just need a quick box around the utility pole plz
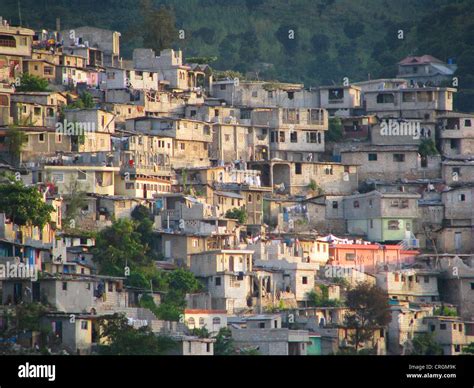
[18,0,22,26]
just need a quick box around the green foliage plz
[63,180,88,230]
[418,138,439,157]
[307,285,341,307]
[5,128,27,160]
[15,73,49,92]
[66,92,95,109]
[463,342,474,354]
[409,333,443,355]
[433,306,457,316]
[4,1,474,110]
[307,179,323,195]
[97,314,177,355]
[186,56,217,64]
[190,326,210,338]
[93,218,150,271]
[214,327,235,355]
[14,303,49,332]
[344,282,391,351]
[140,0,177,53]
[0,179,54,227]
[225,207,247,224]
[327,117,343,142]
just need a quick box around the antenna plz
[17,0,22,26]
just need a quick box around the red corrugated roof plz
[398,55,444,65]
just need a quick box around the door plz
[455,232,462,253]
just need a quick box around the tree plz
[5,128,27,162]
[97,314,177,355]
[275,25,299,55]
[0,180,54,227]
[92,218,150,273]
[327,117,343,142]
[225,208,247,224]
[140,1,177,53]
[418,138,439,157]
[63,180,88,230]
[214,327,235,355]
[66,92,95,109]
[344,282,391,351]
[311,33,330,54]
[463,342,474,354]
[409,333,443,355]
[15,73,49,92]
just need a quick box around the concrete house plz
[11,91,66,128]
[229,314,310,355]
[211,80,318,109]
[249,160,358,196]
[439,185,474,254]
[387,302,433,355]
[343,190,421,243]
[424,316,474,355]
[183,309,227,334]
[376,268,439,303]
[60,26,121,67]
[0,19,35,84]
[318,84,362,116]
[340,145,441,182]
[251,107,328,162]
[397,55,457,86]
[189,249,254,313]
[437,255,474,320]
[437,112,474,157]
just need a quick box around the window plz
[252,91,258,98]
[199,317,205,327]
[388,220,400,230]
[279,131,285,143]
[402,92,416,102]
[290,131,298,143]
[376,93,395,104]
[81,321,88,330]
[39,133,45,142]
[459,194,466,202]
[306,132,318,143]
[440,323,447,330]
[370,219,374,228]
[213,317,221,325]
[332,201,338,209]
[328,88,344,100]
[393,154,405,162]
[302,276,308,284]
[77,171,87,180]
[353,200,359,208]
[465,119,472,127]
[345,253,356,261]
[295,163,302,175]
[215,277,221,286]
[62,282,68,291]
[394,273,400,282]
[206,343,211,352]
[188,318,195,329]
[0,35,16,48]
[270,131,276,143]
[471,283,474,290]
[368,153,377,161]
[424,276,430,283]
[108,282,113,292]
[259,322,265,328]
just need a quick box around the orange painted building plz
[328,244,418,274]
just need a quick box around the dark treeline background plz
[2,0,474,110]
